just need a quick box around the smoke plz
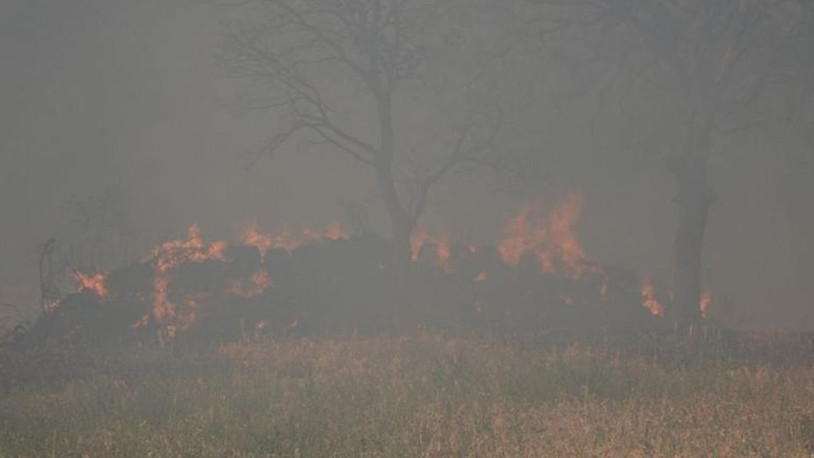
[1,0,812,329]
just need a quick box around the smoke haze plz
[1,0,812,328]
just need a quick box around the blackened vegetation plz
[2,235,813,391]
[13,235,659,341]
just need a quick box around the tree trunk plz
[375,166,415,328]
[669,151,714,332]
[376,167,414,269]
[374,90,415,329]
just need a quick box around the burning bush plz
[7,196,696,354]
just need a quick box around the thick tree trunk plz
[669,152,714,332]
[375,166,415,328]
[376,168,414,269]
[374,90,415,329]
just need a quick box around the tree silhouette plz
[521,0,812,331]
[219,0,502,298]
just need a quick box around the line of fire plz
[19,193,712,346]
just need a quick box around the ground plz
[2,334,814,457]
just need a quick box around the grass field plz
[3,334,814,457]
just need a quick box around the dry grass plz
[3,334,814,457]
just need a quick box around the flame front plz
[497,194,608,295]
[74,270,108,299]
[228,270,272,298]
[241,220,273,261]
[410,228,451,266]
[106,196,680,338]
[241,220,348,256]
[641,280,664,317]
[142,224,228,336]
[699,290,711,318]
[498,194,590,277]
[44,298,61,313]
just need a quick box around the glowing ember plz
[73,270,108,299]
[700,290,712,318]
[228,270,272,298]
[323,221,347,241]
[241,220,348,256]
[241,220,273,261]
[641,280,664,317]
[146,224,229,337]
[43,298,61,313]
[436,234,451,266]
[150,225,227,274]
[410,228,451,266]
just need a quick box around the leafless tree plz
[219,0,503,284]
[522,0,811,331]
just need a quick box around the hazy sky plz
[1,0,812,328]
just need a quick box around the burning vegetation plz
[640,280,665,317]
[19,194,713,346]
[73,270,109,300]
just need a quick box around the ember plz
[641,280,665,317]
[73,270,108,299]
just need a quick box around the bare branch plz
[408,105,503,222]
[244,123,310,170]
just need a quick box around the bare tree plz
[521,0,810,331]
[219,0,502,283]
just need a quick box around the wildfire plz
[73,270,108,299]
[241,220,348,257]
[410,228,451,266]
[699,290,712,318]
[497,194,608,294]
[241,220,273,261]
[43,298,61,313]
[641,280,664,317]
[141,224,229,336]
[65,194,695,340]
[150,225,226,274]
[499,195,586,275]
[323,221,347,241]
[228,270,272,298]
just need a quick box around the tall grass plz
[3,334,814,457]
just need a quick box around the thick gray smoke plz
[1,0,812,329]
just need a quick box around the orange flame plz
[473,271,487,282]
[241,220,347,256]
[498,195,585,276]
[241,220,273,261]
[410,228,451,266]
[640,280,664,317]
[44,298,62,313]
[497,194,608,293]
[323,221,347,241]
[74,270,108,299]
[143,224,229,336]
[228,270,272,298]
[150,225,226,274]
[699,290,711,318]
